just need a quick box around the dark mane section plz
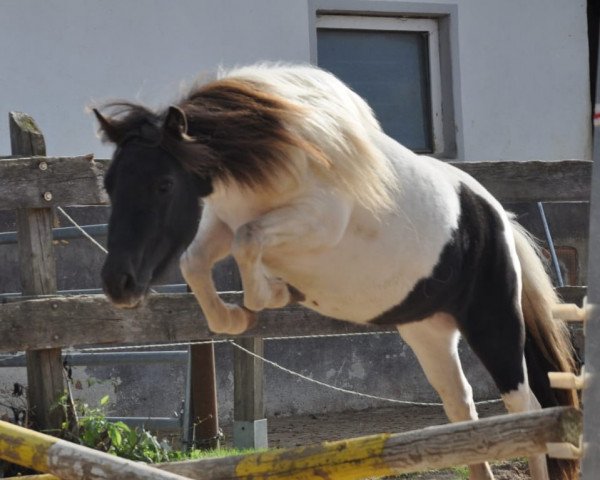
[171,78,330,187]
[96,78,330,189]
[94,102,163,145]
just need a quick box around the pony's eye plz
[157,179,174,194]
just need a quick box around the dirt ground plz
[222,402,532,479]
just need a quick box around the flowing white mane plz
[221,64,400,212]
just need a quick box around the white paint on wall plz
[0,0,310,158]
[0,0,591,161]
[449,0,592,161]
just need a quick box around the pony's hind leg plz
[461,310,549,480]
[397,313,494,480]
[232,194,352,312]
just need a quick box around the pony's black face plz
[101,140,209,308]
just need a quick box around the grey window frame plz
[316,14,445,155]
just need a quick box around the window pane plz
[317,28,433,152]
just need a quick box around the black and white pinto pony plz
[94,64,577,480]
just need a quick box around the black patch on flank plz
[371,184,525,394]
[286,284,306,304]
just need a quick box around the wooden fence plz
[0,407,582,480]
[0,111,593,477]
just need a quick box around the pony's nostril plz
[102,266,137,300]
[119,272,135,292]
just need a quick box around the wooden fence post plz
[9,112,64,431]
[182,280,220,450]
[183,343,220,450]
[233,337,267,449]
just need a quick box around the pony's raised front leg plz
[397,314,495,480]
[232,194,351,312]
[180,207,256,334]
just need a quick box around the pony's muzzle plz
[101,261,144,309]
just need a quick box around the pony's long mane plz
[96,64,399,212]
[208,64,399,212]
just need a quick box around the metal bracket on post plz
[233,419,268,449]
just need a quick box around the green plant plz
[60,395,172,463]
[59,394,261,464]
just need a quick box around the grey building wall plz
[0,0,591,161]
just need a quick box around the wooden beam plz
[0,293,394,351]
[94,158,594,204]
[448,159,592,203]
[0,157,588,209]
[0,420,190,480]
[0,288,585,352]
[3,475,59,480]
[9,112,64,432]
[184,344,220,450]
[157,407,581,480]
[233,337,267,449]
[0,154,107,209]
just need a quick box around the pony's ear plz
[164,106,188,138]
[92,108,122,144]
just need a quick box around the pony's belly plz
[265,246,427,324]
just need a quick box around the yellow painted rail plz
[0,420,190,480]
[0,409,581,480]
[157,408,581,480]
[4,476,58,479]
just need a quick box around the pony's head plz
[95,105,210,308]
[95,76,334,307]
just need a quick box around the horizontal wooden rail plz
[0,154,107,209]
[0,287,586,352]
[156,407,581,480]
[97,158,594,204]
[4,475,58,480]
[450,159,592,203]
[0,157,591,209]
[0,293,394,351]
[0,420,190,480]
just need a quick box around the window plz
[316,15,444,154]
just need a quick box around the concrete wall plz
[0,0,591,161]
[0,0,592,426]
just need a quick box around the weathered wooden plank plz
[233,337,267,449]
[0,290,584,353]
[0,154,107,209]
[157,407,581,480]
[557,286,588,306]
[449,159,592,203]
[184,343,220,449]
[10,112,64,433]
[234,337,264,421]
[93,158,594,204]
[0,293,394,351]
[0,156,589,210]
[0,420,190,480]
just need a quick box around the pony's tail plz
[512,219,579,480]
